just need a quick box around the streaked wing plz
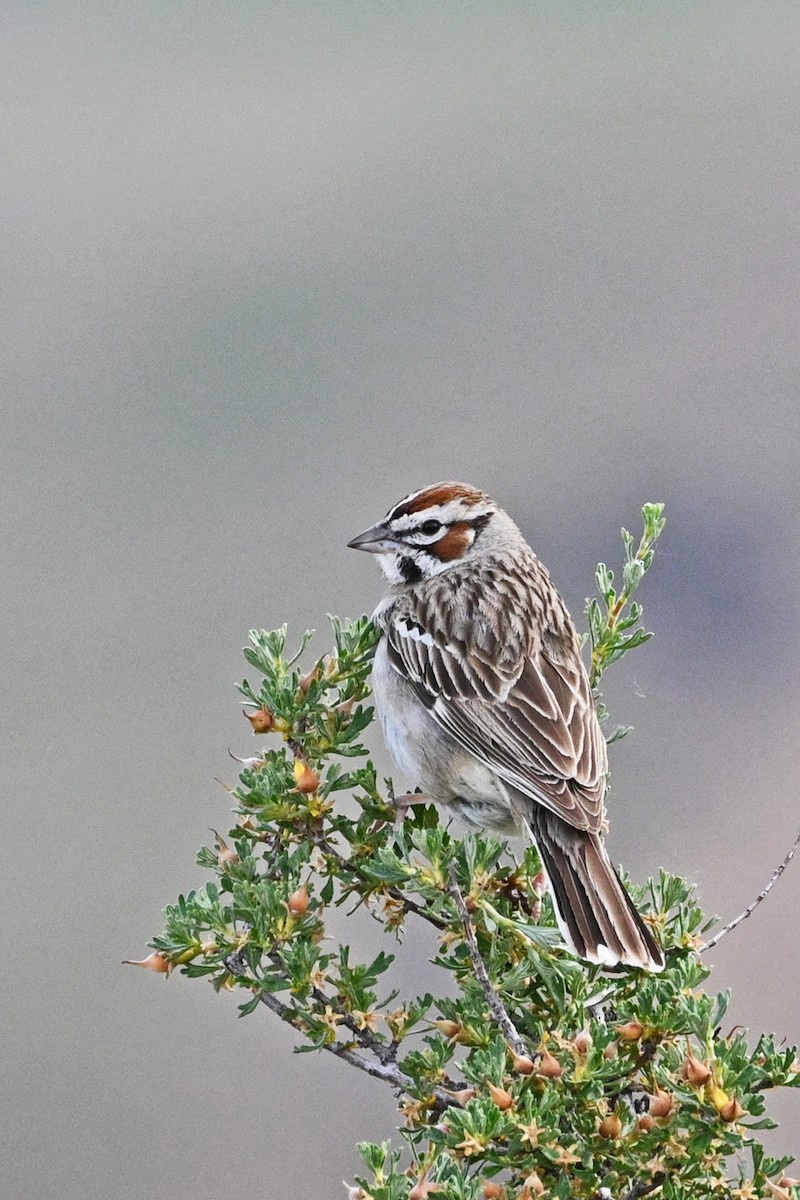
[382,561,607,833]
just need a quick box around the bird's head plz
[347,481,512,586]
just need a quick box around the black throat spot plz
[399,556,424,584]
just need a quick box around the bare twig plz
[447,863,527,1058]
[701,829,800,952]
[256,990,456,1107]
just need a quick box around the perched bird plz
[348,481,663,971]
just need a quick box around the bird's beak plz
[346,521,396,554]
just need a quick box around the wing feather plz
[381,554,607,834]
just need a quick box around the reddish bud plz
[719,1095,746,1123]
[487,1082,514,1111]
[122,950,172,975]
[535,1048,562,1078]
[647,1089,675,1119]
[288,884,310,914]
[507,1045,536,1074]
[599,1112,622,1138]
[617,1020,644,1042]
[293,760,320,793]
[683,1050,712,1087]
[481,1183,506,1199]
[244,707,274,733]
[637,1114,655,1132]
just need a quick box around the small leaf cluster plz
[144,515,798,1200]
[585,503,666,740]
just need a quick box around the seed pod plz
[617,1020,644,1042]
[535,1048,562,1078]
[211,830,240,868]
[244,707,273,733]
[507,1045,536,1074]
[432,1019,462,1040]
[487,1082,514,1111]
[293,759,320,793]
[481,1182,506,1199]
[521,1170,546,1197]
[122,950,172,974]
[637,1114,655,1132]
[683,1049,712,1087]
[573,1028,593,1056]
[599,1112,623,1139]
[288,884,310,914]
[719,1095,745,1123]
[647,1089,675,1119]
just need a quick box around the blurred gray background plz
[4,3,800,1196]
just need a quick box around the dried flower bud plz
[573,1028,593,1056]
[535,1048,562,1078]
[432,1019,462,1040]
[531,871,548,897]
[298,666,320,695]
[683,1049,712,1087]
[441,1086,477,1106]
[244,707,273,733]
[617,1020,644,1042]
[288,884,310,914]
[507,1045,536,1074]
[707,1083,731,1113]
[637,1114,655,1132]
[599,1112,622,1138]
[122,950,172,975]
[521,1170,546,1197]
[719,1095,746,1123]
[487,1082,514,1111]
[603,1041,619,1060]
[778,1179,800,1191]
[342,1185,373,1200]
[481,1183,506,1199]
[647,1089,675,1119]
[766,1184,795,1200]
[211,830,240,868]
[293,759,320,793]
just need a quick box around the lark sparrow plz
[348,481,663,971]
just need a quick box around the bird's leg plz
[391,790,433,826]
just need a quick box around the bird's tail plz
[526,807,664,972]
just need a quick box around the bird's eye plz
[419,519,443,536]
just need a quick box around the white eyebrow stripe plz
[389,502,495,533]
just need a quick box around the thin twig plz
[256,990,456,1107]
[701,829,800,952]
[315,830,447,930]
[447,863,527,1058]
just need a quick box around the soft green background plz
[4,4,799,1195]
